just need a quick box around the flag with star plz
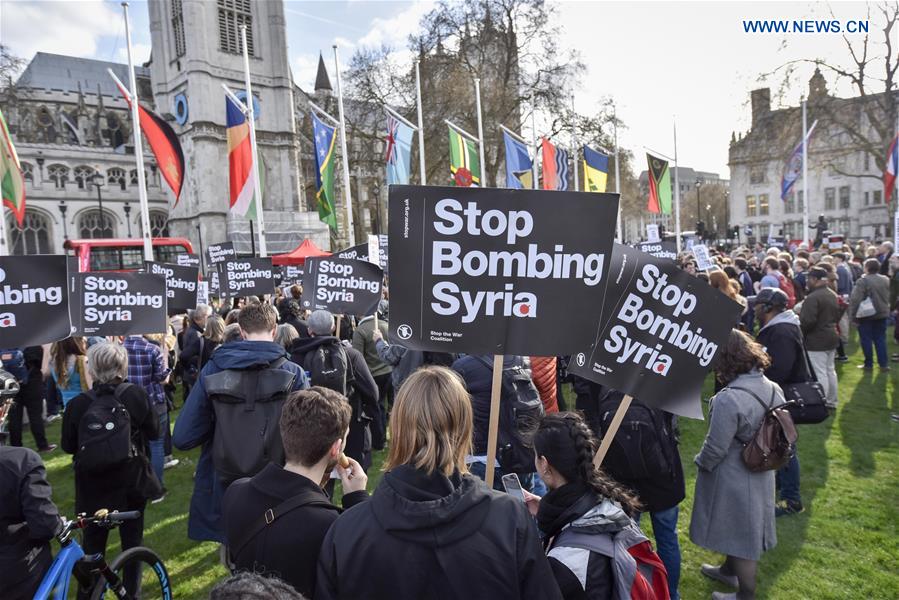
[312,111,338,230]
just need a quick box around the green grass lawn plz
[24,333,899,599]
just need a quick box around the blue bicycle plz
[34,508,172,600]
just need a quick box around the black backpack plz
[423,351,456,368]
[205,358,297,486]
[598,392,673,480]
[76,383,136,473]
[478,357,545,474]
[305,340,354,397]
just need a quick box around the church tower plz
[147,0,328,255]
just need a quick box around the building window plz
[784,194,795,213]
[74,166,96,190]
[129,169,149,185]
[864,191,870,206]
[746,195,757,217]
[78,209,116,239]
[20,162,33,183]
[48,164,69,190]
[797,190,804,213]
[108,168,127,191]
[8,210,52,255]
[149,211,169,237]
[864,152,870,171]
[824,187,835,210]
[172,0,186,57]
[218,0,254,56]
[749,167,766,185]
[873,190,882,205]
[838,186,850,209]
[758,224,769,240]
[783,222,795,239]
[759,194,769,216]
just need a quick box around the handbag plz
[731,386,797,473]
[855,279,876,318]
[781,346,829,424]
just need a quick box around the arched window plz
[8,210,53,255]
[149,211,169,237]
[78,209,116,239]
[108,167,127,191]
[129,169,149,186]
[74,166,96,190]
[48,164,69,190]
[20,162,33,183]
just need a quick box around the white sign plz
[197,281,210,306]
[367,235,380,267]
[691,244,715,271]
[646,224,660,243]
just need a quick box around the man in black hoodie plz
[289,310,378,470]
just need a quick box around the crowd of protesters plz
[0,232,896,600]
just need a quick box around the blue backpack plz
[0,349,28,385]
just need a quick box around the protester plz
[50,336,90,407]
[223,387,368,597]
[754,288,810,516]
[288,310,378,470]
[690,329,784,600]
[222,323,243,344]
[314,366,562,600]
[799,267,842,408]
[201,315,226,369]
[530,356,561,414]
[876,241,894,275]
[849,258,892,371]
[570,374,606,436]
[224,309,241,326]
[180,304,212,398]
[210,572,308,600]
[61,342,160,597]
[278,298,310,339]
[710,269,747,317]
[351,301,392,450]
[5,347,54,452]
[733,258,756,332]
[275,323,300,350]
[173,302,308,544]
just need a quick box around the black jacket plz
[756,311,810,388]
[179,321,205,377]
[0,446,60,600]
[223,463,368,598]
[315,465,562,600]
[452,354,521,456]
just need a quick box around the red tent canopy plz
[271,239,331,266]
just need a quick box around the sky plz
[0,0,889,176]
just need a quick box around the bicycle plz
[33,508,172,600]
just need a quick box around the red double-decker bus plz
[63,237,194,272]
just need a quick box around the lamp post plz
[706,203,712,241]
[694,178,702,224]
[123,202,132,237]
[58,201,68,240]
[372,183,381,235]
[91,173,106,238]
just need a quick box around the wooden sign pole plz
[483,354,505,489]
[335,314,343,336]
[593,394,633,468]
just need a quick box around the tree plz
[0,45,25,92]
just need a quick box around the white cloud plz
[1,0,120,61]
[354,1,434,50]
[292,54,318,91]
[115,42,151,66]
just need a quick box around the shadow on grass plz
[840,370,892,477]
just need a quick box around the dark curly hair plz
[534,412,641,512]
[713,328,771,385]
[209,572,307,599]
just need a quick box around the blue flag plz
[386,114,414,185]
[781,120,817,201]
[503,130,533,189]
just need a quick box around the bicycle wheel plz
[89,546,172,600]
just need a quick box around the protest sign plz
[691,244,715,271]
[646,224,660,243]
[146,261,199,312]
[569,243,742,420]
[685,236,698,251]
[0,256,72,348]
[367,235,380,266]
[335,234,389,272]
[72,272,167,337]
[827,235,844,250]
[176,253,201,268]
[197,281,210,306]
[281,265,304,285]
[220,257,275,298]
[388,185,620,356]
[301,257,383,317]
[635,241,677,261]
[208,269,220,294]
[207,242,236,266]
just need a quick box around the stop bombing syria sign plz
[388,185,620,356]
[0,256,72,348]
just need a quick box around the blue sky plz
[1,1,882,176]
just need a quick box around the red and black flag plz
[115,81,185,205]
[646,153,672,214]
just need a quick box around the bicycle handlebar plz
[107,510,142,521]
[58,509,145,543]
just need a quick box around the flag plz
[311,112,338,230]
[448,126,480,187]
[646,153,672,214]
[386,114,414,186]
[540,138,569,191]
[780,120,818,201]
[0,108,25,226]
[583,145,609,193]
[503,130,532,189]
[114,81,184,205]
[226,95,258,219]
[884,133,898,204]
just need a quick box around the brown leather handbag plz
[730,386,798,473]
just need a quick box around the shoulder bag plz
[780,346,829,424]
[730,385,797,473]
[855,279,876,318]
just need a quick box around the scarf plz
[536,481,595,538]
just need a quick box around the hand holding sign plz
[691,244,715,272]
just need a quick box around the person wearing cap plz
[352,300,392,450]
[799,267,842,409]
[755,288,811,516]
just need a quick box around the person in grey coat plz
[849,258,892,370]
[690,329,785,600]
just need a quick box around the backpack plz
[205,358,297,486]
[552,524,670,600]
[304,340,353,397]
[730,386,797,472]
[598,393,673,480]
[772,272,796,308]
[477,356,545,474]
[75,383,136,473]
[0,349,28,385]
[422,351,456,368]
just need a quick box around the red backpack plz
[774,272,796,308]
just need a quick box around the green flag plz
[312,112,338,230]
[448,126,481,187]
[0,108,25,226]
[646,153,672,215]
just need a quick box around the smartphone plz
[501,473,526,502]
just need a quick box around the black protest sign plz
[388,185,620,356]
[176,253,201,268]
[301,257,383,317]
[74,272,167,337]
[568,244,742,418]
[207,242,236,265]
[220,257,274,298]
[635,241,677,262]
[335,235,389,272]
[0,256,72,348]
[208,269,220,294]
[146,261,199,312]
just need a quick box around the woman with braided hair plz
[523,412,670,599]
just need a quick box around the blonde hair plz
[386,366,473,477]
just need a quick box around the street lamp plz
[123,202,132,237]
[695,178,702,222]
[58,200,68,240]
[371,183,382,235]
[91,173,106,238]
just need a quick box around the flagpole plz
[614,104,622,242]
[673,118,682,254]
[802,97,809,248]
[334,44,355,246]
[415,59,426,184]
[122,2,153,262]
[531,101,538,190]
[571,95,579,192]
[240,25,267,258]
[474,78,486,187]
